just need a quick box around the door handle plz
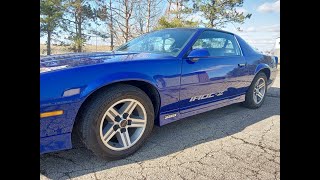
[238,63,246,67]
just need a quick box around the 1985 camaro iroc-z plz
[40,28,278,159]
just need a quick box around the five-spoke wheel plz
[253,78,266,104]
[77,84,154,159]
[100,99,147,151]
[243,72,267,108]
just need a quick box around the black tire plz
[243,72,267,109]
[77,84,154,159]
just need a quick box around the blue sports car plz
[40,28,278,159]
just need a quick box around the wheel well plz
[72,80,161,143]
[258,68,270,79]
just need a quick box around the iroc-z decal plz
[189,91,224,102]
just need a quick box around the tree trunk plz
[47,31,51,55]
[210,18,214,28]
[125,0,129,42]
[176,0,179,19]
[146,0,151,32]
[76,4,82,53]
[110,29,114,50]
[78,20,82,52]
[109,0,114,50]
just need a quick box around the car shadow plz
[40,87,280,179]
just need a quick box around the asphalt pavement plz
[40,67,280,180]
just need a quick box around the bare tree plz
[108,0,115,50]
[134,0,145,35]
[112,0,136,43]
[165,0,173,16]
[175,0,180,18]
[164,0,187,20]
[95,0,116,50]
[134,0,163,34]
[146,0,163,32]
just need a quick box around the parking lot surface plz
[40,69,280,180]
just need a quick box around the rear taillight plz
[274,56,279,65]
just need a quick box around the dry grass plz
[40,44,112,55]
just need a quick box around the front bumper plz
[40,99,83,154]
[40,133,72,154]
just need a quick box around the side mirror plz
[187,49,210,62]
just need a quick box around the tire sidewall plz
[83,85,154,159]
[245,72,268,108]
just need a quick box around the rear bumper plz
[267,67,278,89]
[267,79,275,89]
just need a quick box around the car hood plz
[40,51,173,73]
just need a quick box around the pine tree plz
[40,0,64,55]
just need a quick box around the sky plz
[222,0,280,52]
[41,0,280,52]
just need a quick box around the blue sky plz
[41,0,280,52]
[222,0,280,52]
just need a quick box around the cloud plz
[239,36,278,52]
[257,0,280,13]
[244,24,280,32]
[245,38,275,45]
[225,24,280,52]
[246,27,256,32]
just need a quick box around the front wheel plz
[77,84,154,159]
[243,72,267,109]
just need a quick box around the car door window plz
[192,31,241,57]
[128,37,176,53]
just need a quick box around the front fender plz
[80,72,158,99]
[40,61,160,104]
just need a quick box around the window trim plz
[189,30,244,58]
[116,29,197,57]
[233,35,244,56]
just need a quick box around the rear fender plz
[254,64,271,78]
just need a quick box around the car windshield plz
[116,29,196,57]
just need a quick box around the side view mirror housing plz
[187,49,210,62]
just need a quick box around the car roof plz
[163,27,235,35]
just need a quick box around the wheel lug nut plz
[120,128,126,133]
[115,116,121,122]
[127,120,132,125]
[113,124,120,131]
[123,113,129,119]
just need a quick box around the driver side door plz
[179,30,248,115]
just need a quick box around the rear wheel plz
[243,72,267,109]
[77,84,154,159]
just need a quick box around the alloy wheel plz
[253,78,266,104]
[99,99,147,151]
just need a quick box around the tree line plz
[40,0,251,55]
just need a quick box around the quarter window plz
[192,31,241,57]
